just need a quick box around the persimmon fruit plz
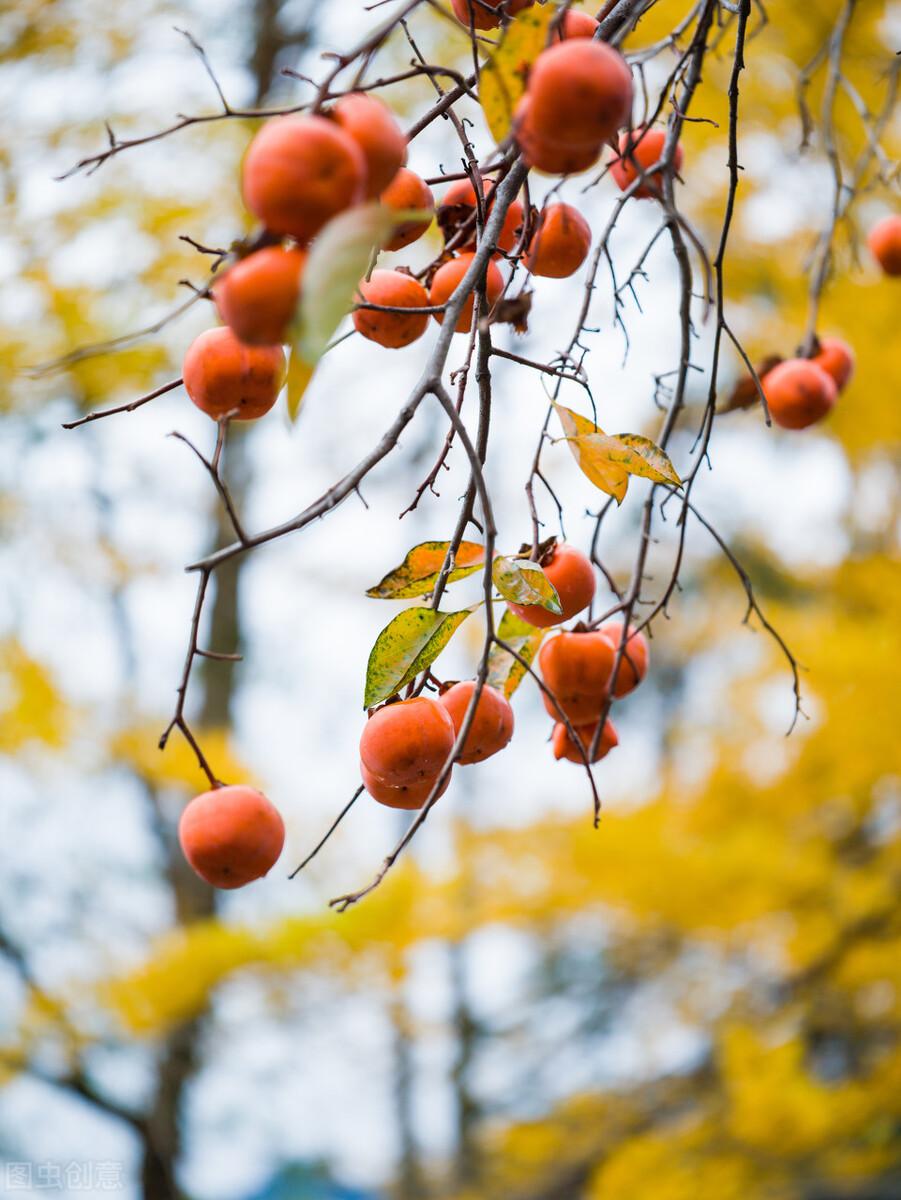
[599,621,649,697]
[762,358,838,430]
[450,0,533,31]
[179,785,285,889]
[811,337,854,392]
[507,542,595,628]
[438,680,514,764]
[610,126,683,199]
[242,115,366,242]
[557,9,598,37]
[182,327,286,420]
[515,99,603,175]
[538,630,616,724]
[526,40,633,149]
[353,269,431,349]
[525,203,592,278]
[867,214,901,276]
[439,177,524,255]
[359,696,455,786]
[381,168,435,251]
[428,253,505,333]
[332,93,407,198]
[212,246,305,346]
[360,762,452,811]
[552,717,618,764]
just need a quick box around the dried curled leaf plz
[492,555,562,614]
[366,541,486,599]
[480,3,556,143]
[364,607,474,709]
[487,609,548,699]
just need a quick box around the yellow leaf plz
[480,3,556,143]
[553,403,630,504]
[285,350,314,423]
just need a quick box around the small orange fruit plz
[213,246,305,346]
[867,214,901,276]
[811,337,854,392]
[360,762,452,810]
[439,177,524,255]
[182,327,286,420]
[762,358,838,430]
[507,542,595,628]
[609,126,683,199]
[438,680,515,764]
[450,0,533,31]
[353,269,431,348]
[381,168,435,251]
[599,622,649,697]
[428,253,505,333]
[359,697,455,786]
[526,40,633,149]
[525,203,592,278]
[552,717,618,764]
[557,9,598,37]
[538,630,616,724]
[513,96,603,176]
[332,93,408,198]
[179,785,285,889]
[242,115,366,242]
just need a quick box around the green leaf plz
[284,203,398,421]
[367,541,486,599]
[487,609,547,699]
[480,3,556,143]
[364,607,474,709]
[492,555,562,614]
[553,403,630,504]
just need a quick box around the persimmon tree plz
[45,0,899,909]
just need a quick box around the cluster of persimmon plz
[176,4,693,418]
[356,539,648,815]
[755,213,899,430]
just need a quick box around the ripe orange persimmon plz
[183,327,286,420]
[762,358,838,430]
[552,717,618,764]
[213,246,305,346]
[242,115,365,242]
[526,40,633,149]
[867,214,901,276]
[179,785,285,889]
[451,0,533,31]
[538,630,616,723]
[332,93,407,198]
[507,542,595,628]
[515,99,603,175]
[525,203,592,278]
[557,8,598,37]
[359,696,455,786]
[811,337,854,392]
[381,168,435,251]
[439,178,524,256]
[610,126,683,199]
[600,621,649,697]
[353,269,430,348]
[428,253,504,333]
[360,762,452,811]
[438,680,514,764]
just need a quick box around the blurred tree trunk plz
[139,5,318,1191]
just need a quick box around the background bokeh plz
[1,1,899,1197]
